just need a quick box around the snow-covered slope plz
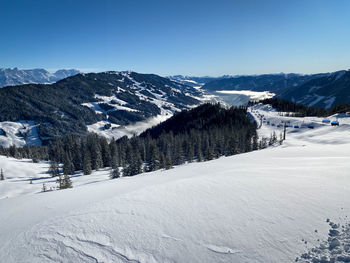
[0,68,79,87]
[0,121,41,148]
[1,106,350,262]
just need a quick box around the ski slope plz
[1,105,350,262]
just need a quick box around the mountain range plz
[174,70,350,108]
[0,68,80,87]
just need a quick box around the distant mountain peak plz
[0,68,80,87]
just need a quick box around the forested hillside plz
[281,70,350,108]
[0,71,201,144]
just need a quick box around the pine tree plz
[56,174,64,189]
[110,168,120,179]
[123,149,142,176]
[57,172,73,190]
[165,151,173,170]
[279,133,284,145]
[101,137,111,167]
[63,173,72,189]
[146,142,159,172]
[110,140,119,169]
[49,161,60,177]
[0,169,4,180]
[90,137,103,170]
[252,134,258,150]
[72,141,82,171]
[83,151,92,175]
[187,143,194,163]
[269,132,277,146]
[159,152,166,169]
[63,152,74,175]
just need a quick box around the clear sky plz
[1,0,350,76]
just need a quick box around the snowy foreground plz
[1,106,350,262]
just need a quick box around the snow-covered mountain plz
[0,68,80,87]
[200,70,350,109]
[201,73,327,94]
[1,104,350,262]
[0,71,205,147]
[281,70,350,108]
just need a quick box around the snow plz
[216,90,275,100]
[87,114,172,140]
[82,94,138,114]
[323,96,336,109]
[0,121,41,148]
[307,94,325,107]
[213,90,275,106]
[1,105,350,262]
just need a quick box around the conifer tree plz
[83,151,92,175]
[110,140,119,168]
[187,143,194,163]
[252,134,258,150]
[56,174,64,189]
[123,149,142,176]
[101,137,111,167]
[165,151,173,170]
[146,142,159,172]
[159,152,166,169]
[49,161,60,177]
[63,152,74,175]
[90,138,103,170]
[279,133,284,145]
[110,168,120,179]
[57,172,72,190]
[72,141,82,171]
[63,173,73,189]
[0,169,4,180]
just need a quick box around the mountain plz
[281,70,350,109]
[200,71,350,108]
[201,73,327,94]
[0,68,80,87]
[0,71,201,146]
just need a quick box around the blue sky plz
[1,0,349,76]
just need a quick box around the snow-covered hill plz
[1,105,350,262]
[0,68,79,87]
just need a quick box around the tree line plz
[251,98,350,117]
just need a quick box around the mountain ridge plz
[0,68,80,87]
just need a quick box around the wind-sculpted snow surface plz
[1,104,350,262]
